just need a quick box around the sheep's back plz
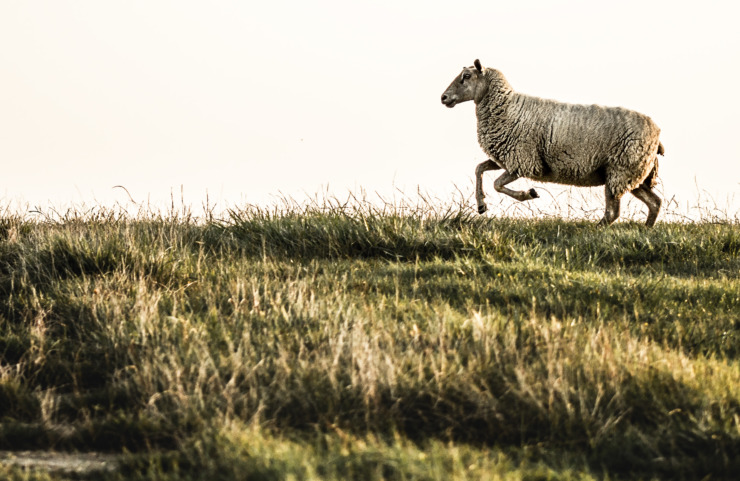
[526,97,660,189]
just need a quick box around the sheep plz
[441,59,665,226]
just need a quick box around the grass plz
[0,197,738,479]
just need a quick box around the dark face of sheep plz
[441,59,486,108]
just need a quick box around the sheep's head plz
[441,59,487,108]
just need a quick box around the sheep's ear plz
[474,59,482,73]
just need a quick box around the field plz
[0,198,738,480]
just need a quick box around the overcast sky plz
[1,1,739,217]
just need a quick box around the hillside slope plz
[0,205,738,480]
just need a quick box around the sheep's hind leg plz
[631,184,662,227]
[475,160,501,214]
[598,186,621,226]
[493,170,539,202]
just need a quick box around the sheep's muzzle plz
[441,94,457,108]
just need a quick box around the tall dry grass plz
[0,195,738,479]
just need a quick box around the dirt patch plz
[0,451,119,476]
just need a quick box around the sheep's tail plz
[644,142,664,188]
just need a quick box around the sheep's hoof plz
[478,204,487,214]
[528,188,539,199]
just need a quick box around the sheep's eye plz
[462,73,471,80]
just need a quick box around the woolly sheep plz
[441,59,664,226]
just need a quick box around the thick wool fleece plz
[475,69,662,197]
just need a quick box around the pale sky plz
[1,1,739,217]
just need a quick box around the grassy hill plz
[0,201,738,480]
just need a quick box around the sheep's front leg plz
[493,170,539,202]
[475,159,501,214]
